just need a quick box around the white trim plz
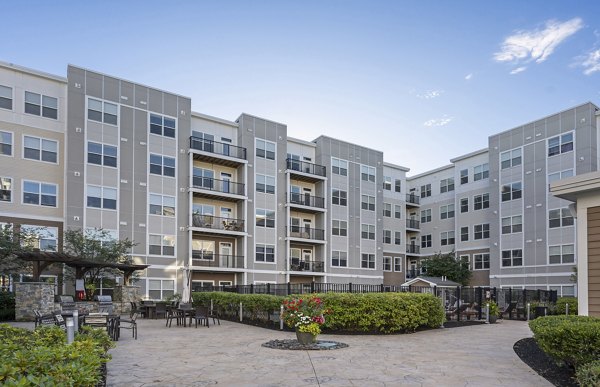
[492,272,574,278]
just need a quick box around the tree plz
[421,251,472,286]
[0,224,34,278]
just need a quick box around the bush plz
[555,297,578,315]
[0,291,15,321]
[192,292,282,323]
[576,360,600,387]
[529,315,600,368]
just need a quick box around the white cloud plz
[417,90,444,99]
[580,49,600,75]
[465,73,473,81]
[510,66,527,75]
[494,18,583,73]
[424,116,453,127]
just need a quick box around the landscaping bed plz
[514,337,577,387]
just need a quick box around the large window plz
[548,133,573,157]
[394,231,401,245]
[440,178,454,193]
[473,163,489,181]
[460,169,468,185]
[361,253,375,269]
[256,209,275,228]
[441,231,455,246]
[420,184,431,198]
[500,148,522,169]
[149,194,175,216]
[394,257,402,272]
[502,249,523,267]
[460,198,468,213]
[149,235,175,256]
[474,253,490,270]
[474,193,489,210]
[383,229,391,244]
[87,185,117,210]
[383,202,392,217]
[149,114,176,138]
[383,176,392,190]
[256,174,275,194]
[1,177,11,202]
[460,226,469,242]
[549,244,575,264]
[256,244,275,263]
[440,204,455,219]
[25,91,57,119]
[395,179,401,193]
[192,240,214,259]
[394,204,402,219]
[88,142,117,167]
[383,256,391,271]
[361,195,375,211]
[332,158,347,176]
[24,136,58,163]
[149,154,175,177]
[421,234,432,248]
[332,189,347,206]
[361,224,375,240]
[549,208,574,228]
[331,251,347,267]
[0,131,12,156]
[361,165,375,182]
[332,220,347,236]
[502,215,523,234]
[420,209,431,223]
[88,98,118,125]
[23,181,57,207]
[474,224,490,240]
[20,225,58,251]
[0,85,12,110]
[256,139,275,160]
[501,182,522,202]
[148,279,174,300]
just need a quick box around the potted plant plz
[281,295,327,345]
[487,301,500,323]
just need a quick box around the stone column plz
[113,285,139,315]
[15,282,55,321]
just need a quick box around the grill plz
[55,295,77,313]
[94,295,113,314]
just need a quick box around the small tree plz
[0,224,36,279]
[421,251,472,286]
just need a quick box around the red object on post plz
[76,290,86,301]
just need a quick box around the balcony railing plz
[287,192,325,209]
[406,244,420,254]
[290,260,324,272]
[286,159,326,177]
[189,136,246,160]
[406,194,420,205]
[287,226,325,241]
[192,176,245,196]
[192,253,244,269]
[406,219,420,230]
[192,214,245,232]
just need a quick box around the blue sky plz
[5,1,600,174]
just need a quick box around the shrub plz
[0,291,15,321]
[576,360,600,387]
[529,315,600,368]
[192,292,283,322]
[555,297,578,315]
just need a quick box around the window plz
[421,234,432,248]
[460,198,468,213]
[474,163,489,181]
[332,158,347,176]
[1,177,11,202]
[23,136,58,163]
[500,148,522,169]
[441,231,455,246]
[548,133,573,157]
[383,176,392,190]
[256,139,275,160]
[148,279,174,300]
[256,174,275,194]
[501,182,522,202]
[148,114,176,138]
[361,195,375,211]
[149,235,175,256]
[332,189,347,206]
[87,142,117,167]
[23,181,57,207]
[394,204,402,219]
[440,204,455,219]
[420,209,431,223]
[440,178,455,193]
[192,240,214,259]
[89,98,118,125]
[394,179,401,193]
[502,215,523,234]
[383,256,391,271]
[383,230,391,244]
[256,209,275,228]
[394,257,402,272]
[332,220,347,236]
[0,85,12,110]
[25,91,57,119]
[460,226,469,242]
[502,249,523,267]
[20,225,58,251]
[420,184,431,198]
[361,253,375,269]
[549,208,574,228]
[394,231,401,245]
[474,224,490,240]
[87,185,117,210]
[361,224,375,240]
[460,169,468,184]
[149,194,175,216]
[149,154,175,177]
[548,169,574,190]
[474,193,490,210]
[361,165,375,182]
[474,254,490,270]
[549,244,575,264]
[383,203,392,217]
[331,251,347,267]
[0,131,12,156]
[256,244,275,262]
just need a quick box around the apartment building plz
[0,60,597,298]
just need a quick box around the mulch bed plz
[262,339,348,350]
[513,338,577,387]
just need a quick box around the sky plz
[4,1,600,175]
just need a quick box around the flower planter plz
[489,315,497,324]
[296,329,317,345]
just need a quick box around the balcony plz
[290,260,325,273]
[406,194,420,207]
[287,192,325,212]
[191,176,245,200]
[406,219,420,231]
[189,136,247,166]
[191,214,245,234]
[286,159,326,182]
[192,253,244,269]
[406,244,420,255]
[287,226,326,241]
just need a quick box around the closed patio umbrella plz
[181,264,191,303]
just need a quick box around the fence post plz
[492,287,497,302]
[267,283,271,295]
[250,284,254,294]
[433,286,437,298]
[523,289,527,320]
[477,287,483,320]
[349,283,353,293]
[536,289,540,302]
[408,284,412,292]
[311,281,315,294]
[456,286,462,321]
[507,287,512,320]
[287,282,291,296]
[381,283,384,293]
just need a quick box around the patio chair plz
[120,312,138,339]
[165,307,183,327]
[155,303,167,319]
[499,301,517,319]
[208,306,221,326]
[84,313,110,333]
[191,306,210,328]
[33,310,43,328]
[131,301,146,318]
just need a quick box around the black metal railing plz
[191,253,244,269]
[406,219,420,230]
[192,214,245,232]
[406,194,420,205]
[290,260,325,272]
[189,136,247,160]
[286,159,326,177]
[406,244,420,254]
[287,192,325,209]
[192,176,245,196]
[286,226,325,241]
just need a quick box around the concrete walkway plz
[101,318,549,387]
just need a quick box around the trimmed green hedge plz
[0,324,113,386]
[555,297,578,315]
[576,360,600,387]
[529,315,600,369]
[192,291,445,333]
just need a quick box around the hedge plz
[554,297,578,315]
[0,324,114,386]
[0,292,15,321]
[192,291,445,333]
[576,360,600,387]
[529,315,600,369]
